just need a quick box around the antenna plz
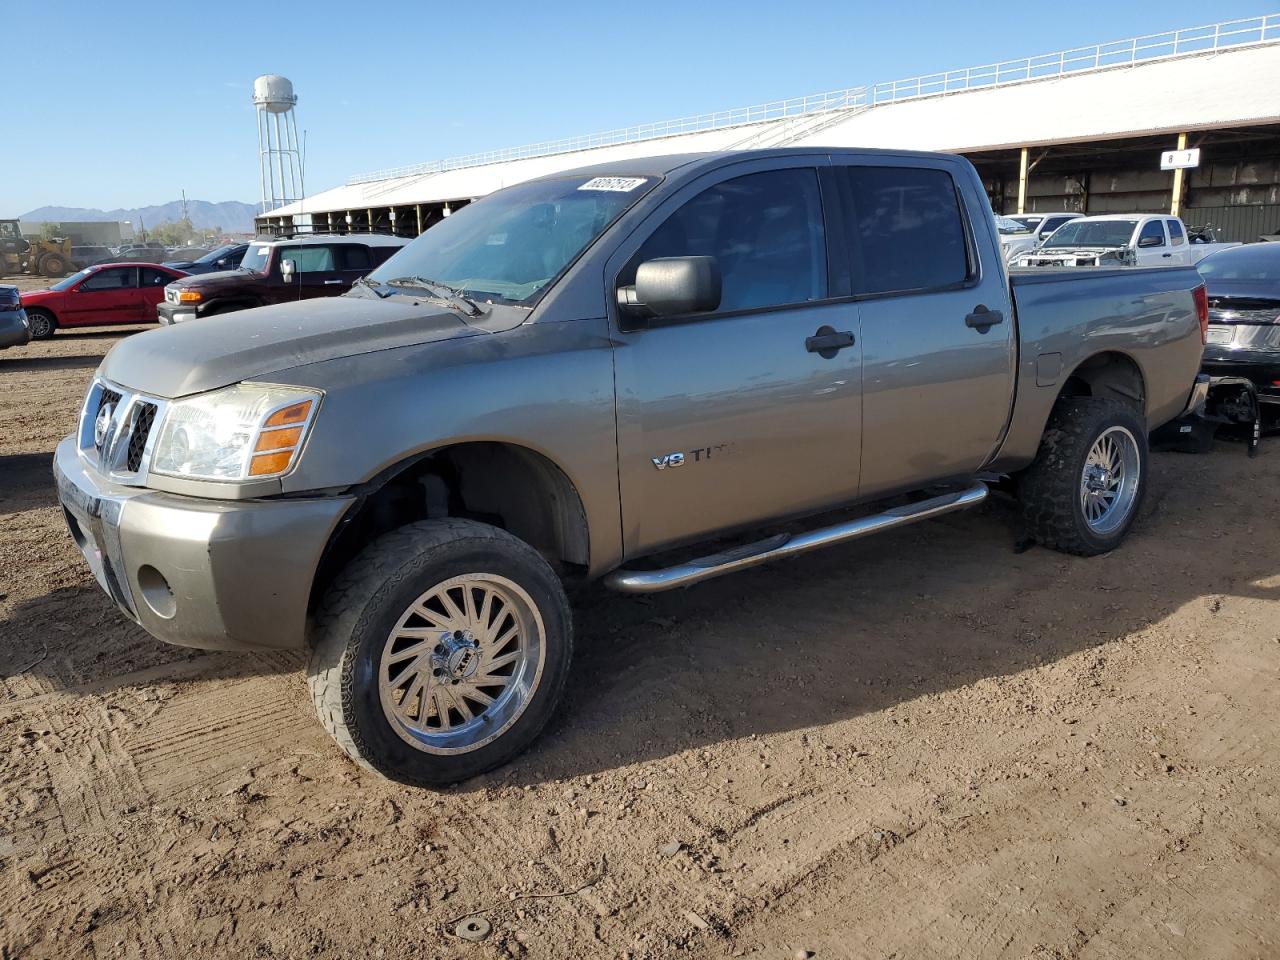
[253,75,303,215]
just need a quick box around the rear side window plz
[291,245,336,272]
[1138,220,1166,247]
[140,268,171,287]
[1168,220,1186,246]
[840,166,970,295]
[337,245,372,271]
[629,168,828,313]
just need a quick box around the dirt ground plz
[2,293,1278,959]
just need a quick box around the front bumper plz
[156,301,200,325]
[0,308,30,348]
[53,435,354,650]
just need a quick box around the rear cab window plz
[1168,219,1186,246]
[837,166,972,296]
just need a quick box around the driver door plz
[67,267,140,324]
[608,159,863,556]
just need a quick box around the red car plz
[20,263,188,339]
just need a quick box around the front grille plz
[126,402,157,472]
[98,387,121,420]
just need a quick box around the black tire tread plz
[306,518,572,786]
[1019,397,1146,557]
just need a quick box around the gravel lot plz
[2,291,1278,959]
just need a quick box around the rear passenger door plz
[288,245,344,298]
[608,158,863,555]
[835,160,1015,499]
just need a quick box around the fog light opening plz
[137,565,177,619]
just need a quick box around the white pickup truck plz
[1013,214,1238,268]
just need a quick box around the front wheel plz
[307,518,573,786]
[1019,397,1148,556]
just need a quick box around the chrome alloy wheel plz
[378,574,545,755]
[27,313,51,338]
[1079,425,1141,535]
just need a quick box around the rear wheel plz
[37,253,68,277]
[25,308,56,340]
[1019,397,1148,556]
[307,518,573,786]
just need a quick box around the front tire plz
[307,519,573,786]
[1019,397,1148,556]
[25,308,56,340]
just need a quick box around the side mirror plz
[1040,230,1054,240]
[619,256,721,323]
[1137,236,1163,249]
[281,258,296,280]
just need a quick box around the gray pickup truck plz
[54,148,1209,785]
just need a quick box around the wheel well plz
[25,305,56,323]
[309,442,590,615]
[1057,352,1146,413]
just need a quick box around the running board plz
[604,481,989,594]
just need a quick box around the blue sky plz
[4,0,1275,213]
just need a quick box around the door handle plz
[965,305,1004,330]
[805,325,855,358]
[1161,253,1172,258]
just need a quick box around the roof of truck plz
[1068,213,1176,222]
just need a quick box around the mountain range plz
[19,200,259,234]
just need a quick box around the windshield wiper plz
[353,276,390,299]
[385,276,484,317]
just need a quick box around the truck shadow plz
[0,353,103,372]
[2,445,1275,785]
[0,452,55,517]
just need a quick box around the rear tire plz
[1018,397,1148,556]
[307,519,573,787]
[25,308,56,340]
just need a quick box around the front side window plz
[1168,220,1186,245]
[627,168,827,313]
[1138,220,1167,247]
[369,174,655,305]
[81,267,134,291]
[842,166,970,295]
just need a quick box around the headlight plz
[150,383,321,482]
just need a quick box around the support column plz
[1016,147,1029,215]
[367,208,375,233]
[1170,132,1188,217]
[416,204,423,235]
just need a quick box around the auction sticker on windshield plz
[578,177,647,192]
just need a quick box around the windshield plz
[367,174,655,304]
[1043,220,1137,248]
[241,243,272,273]
[1009,215,1041,231]
[995,216,1032,236]
[195,244,237,265]
[51,268,93,291]
[1197,246,1280,281]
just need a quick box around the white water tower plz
[254,75,303,215]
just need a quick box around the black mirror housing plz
[632,256,721,318]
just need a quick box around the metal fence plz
[871,14,1280,104]
[347,13,1280,186]
[1183,204,1280,243]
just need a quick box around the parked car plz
[55,149,1208,786]
[21,263,188,338]
[1014,214,1237,268]
[1197,242,1280,421]
[0,284,30,349]
[1008,211,1083,244]
[157,234,407,323]
[163,243,248,275]
[70,245,115,269]
[995,215,1039,261]
[107,242,169,265]
[165,247,210,262]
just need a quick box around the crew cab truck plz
[54,149,1209,786]
[1013,214,1235,268]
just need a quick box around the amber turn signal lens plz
[254,426,303,452]
[178,290,203,303]
[249,451,294,476]
[264,400,312,427]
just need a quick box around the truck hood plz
[100,295,515,398]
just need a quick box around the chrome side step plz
[604,481,988,594]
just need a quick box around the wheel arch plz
[308,439,592,620]
[1056,350,1147,414]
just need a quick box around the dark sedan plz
[163,242,248,275]
[1,284,31,349]
[1198,243,1280,419]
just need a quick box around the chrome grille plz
[78,378,168,485]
